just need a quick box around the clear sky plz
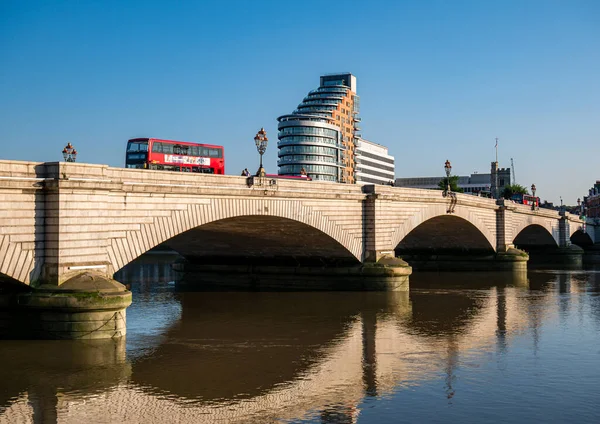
[1,0,598,205]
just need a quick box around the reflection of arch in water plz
[0,339,130,421]
[29,321,365,423]
[131,292,383,401]
[2,294,409,423]
[1,283,566,423]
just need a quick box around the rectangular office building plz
[355,138,395,185]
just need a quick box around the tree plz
[502,184,528,199]
[437,176,464,193]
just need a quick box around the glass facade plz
[277,74,359,182]
[278,145,338,156]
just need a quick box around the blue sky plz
[1,0,598,204]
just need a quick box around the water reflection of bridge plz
[2,270,599,423]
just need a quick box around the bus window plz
[173,145,188,155]
[207,148,223,158]
[127,141,148,152]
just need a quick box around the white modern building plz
[355,138,395,185]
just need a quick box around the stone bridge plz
[0,160,596,338]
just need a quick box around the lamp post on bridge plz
[254,128,268,177]
[531,184,536,210]
[559,196,564,214]
[577,197,581,216]
[443,159,452,197]
[62,143,77,162]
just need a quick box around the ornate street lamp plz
[577,197,581,215]
[443,159,452,196]
[254,128,268,177]
[62,143,77,162]
[530,184,537,210]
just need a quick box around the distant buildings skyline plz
[395,163,512,198]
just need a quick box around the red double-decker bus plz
[125,138,225,174]
[511,193,539,207]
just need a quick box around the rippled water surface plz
[1,256,600,423]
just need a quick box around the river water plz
[1,255,600,423]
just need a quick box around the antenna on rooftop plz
[511,158,516,184]
[495,138,498,164]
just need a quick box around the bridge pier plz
[1,272,131,340]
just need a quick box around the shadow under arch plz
[395,215,496,271]
[0,274,31,293]
[109,197,364,274]
[514,224,586,267]
[391,202,497,253]
[570,230,594,248]
[396,215,495,254]
[159,216,361,267]
[513,224,558,250]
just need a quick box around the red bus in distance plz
[125,138,225,174]
[511,193,539,207]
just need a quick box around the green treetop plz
[502,184,529,199]
[437,176,464,193]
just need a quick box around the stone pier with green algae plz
[176,256,412,291]
[4,272,131,340]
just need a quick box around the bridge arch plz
[570,229,594,248]
[509,218,559,247]
[109,197,363,273]
[391,204,496,252]
[0,235,40,287]
[513,224,558,248]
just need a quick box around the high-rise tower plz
[277,73,360,183]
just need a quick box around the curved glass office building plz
[277,73,359,183]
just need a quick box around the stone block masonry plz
[0,160,593,338]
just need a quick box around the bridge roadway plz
[0,160,597,339]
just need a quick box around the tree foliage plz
[502,184,529,199]
[437,176,464,193]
